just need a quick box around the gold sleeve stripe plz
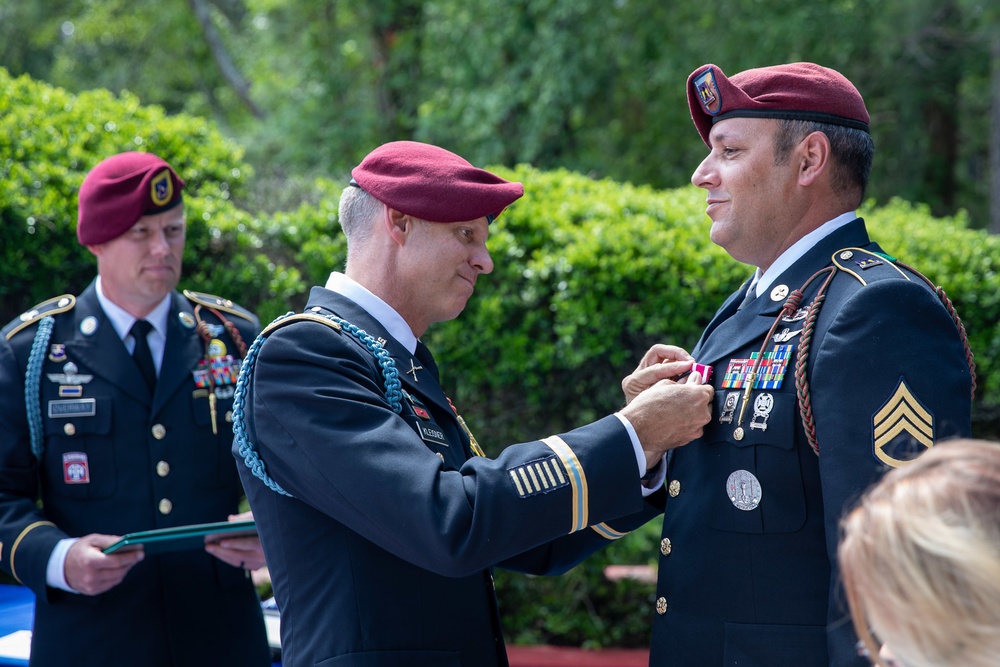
[10,521,57,583]
[526,464,542,490]
[542,435,588,532]
[541,462,558,487]
[591,522,628,540]
[518,468,532,491]
[509,469,526,496]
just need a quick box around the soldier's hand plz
[622,344,695,405]
[64,533,144,596]
[619,375,713,455]
[204,512,267,571]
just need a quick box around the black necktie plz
[130,320,157,391]
[738,284,759,310]
[415,341,440,383]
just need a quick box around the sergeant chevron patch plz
[872,377,934,468]
[507,456,569,499]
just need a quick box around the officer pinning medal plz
[230,140,714,666]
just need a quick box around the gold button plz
[156,461,170,477]
[151,424,167,440]
[655,597,668,615]
[63,423,76,436]
[668,480,681,497]
[660,537,672,556]
[158,498,173,514]
[225,410,233,423]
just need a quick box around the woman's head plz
[839,439,1000,667]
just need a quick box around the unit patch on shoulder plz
[872,377,934,468]
[507,456,569,499]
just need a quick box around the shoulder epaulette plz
[183,289,255,322]
[831,247,910,286]
[262,312,343,337]
[3,295,76,341]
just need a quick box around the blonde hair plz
[838,439,1000,667]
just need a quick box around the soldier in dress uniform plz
[623,63,976,666]
[232,141,714,667]
[0,152,271,666]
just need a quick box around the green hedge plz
[5,68,1000,647]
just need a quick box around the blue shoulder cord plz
[25,316,55,460]
[232,311,404,497]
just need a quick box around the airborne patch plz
[872,377,934,467]
[507,456,569,499]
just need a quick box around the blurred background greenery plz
[3,0,1000,647]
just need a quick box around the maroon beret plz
[77,151,185,246]
[350,141,523,224]
[687,62,870,147]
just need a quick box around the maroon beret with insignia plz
[77,151,185,246]
[350,141,523,224]
[687,62,870,147]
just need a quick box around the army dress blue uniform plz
[648,218,974,666]
[0,281,270,667]
[234,285,665,667]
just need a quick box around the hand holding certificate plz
[102,519,257,555]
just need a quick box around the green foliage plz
[5,1,997,227]
[0,67,294,324]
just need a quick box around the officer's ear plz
[798,131,831,187]
[384,206,411,246]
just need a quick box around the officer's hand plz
[204,512,267,571]
[64,534,144,596]
[622,344,695,405]
[619,375,713,456]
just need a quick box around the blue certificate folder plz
[101,519,257,554]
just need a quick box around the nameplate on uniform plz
[48,398,96,418]
[418,422,449,447]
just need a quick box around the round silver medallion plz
[726,469,762,511]
[80,316,98,336]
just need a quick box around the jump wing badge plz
[872,377,934,467]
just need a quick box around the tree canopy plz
[2,0,998,227]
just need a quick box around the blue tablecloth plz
[0,584,280,666]
[0,585,32,667]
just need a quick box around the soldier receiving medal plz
[623,62,975,666]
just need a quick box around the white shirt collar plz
[749,211,858,298]
[324,272,418,354]
[94,275,171,340]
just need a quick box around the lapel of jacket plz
[63,282,152,405]
[693,218,873,366]
[304,287,456,420]
[152,292,204,416]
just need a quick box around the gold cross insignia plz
[872,378,934,468]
